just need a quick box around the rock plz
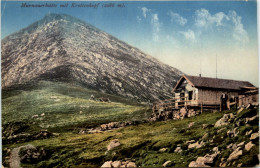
[126,162,136,167]
[188,122,195,128]
[245,141,255,151]
[163,160,172,167]
[19,144,46,163]
[40,113,45,116]
[246,130,253,136]
[227,127,239,138]
[217,128,225,133]
[179,107,188,119]
[226,143,233,149]
[227,147,242,161]
[188,161,209,167]
[33,130,53,139]
[188,142,202,149]
[186,140,195,144]
[245,115,259,125]
[101,161,112,168]
[215,114,233,127]
[246,103,252,109]
[202,133,209,140]
[32,115,39,118]
[198,153,218,165]
[250,132,259,140]
[159,148,168,153]
[213,147,218,153]
[219,161,227,167]
[237,141,245,147]
[174,147,182,153]
[202,124,208,129]
[226,143,238,150]
[237,108,244,114]
[107,139,120,151]
[112,161,122,168]
[237,163,243,167]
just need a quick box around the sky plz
[1,1,259,86]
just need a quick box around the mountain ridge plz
[2,13,183,101]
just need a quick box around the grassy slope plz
[5,108,259,168]
[2,81,150,132]
[2,82,259,167]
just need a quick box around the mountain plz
[1,13,182,102]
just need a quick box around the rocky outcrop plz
[107,139,121,151]
[227,147,243,161]
[189,152,219,167]
[214,113,234,127]
[150,107,200,122]
[101,160,136,168]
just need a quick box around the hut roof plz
[173,75,255,91]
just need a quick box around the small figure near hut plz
[90,94,95,100]
[220,93,228,111]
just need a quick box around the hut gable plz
[174,75,255,91]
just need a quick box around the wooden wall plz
[198,89,239,105]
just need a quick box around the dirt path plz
[9,146,22,168]
[9,144,34,168]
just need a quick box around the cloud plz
[168,11,187,26]
[195,8,228,27]
[141,7,150,18]
[137,16,142,23]
[180,29,196,42]
[151,13,161,41]
[194,8,249,42]
[228,10,249,42]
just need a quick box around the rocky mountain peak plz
[2,14,183,102]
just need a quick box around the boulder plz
[188,141,203,149]
[215,113,233,127]
[250,132,259,140]
[126,162,136,167]
[227,147,242,161]
[188,161,209,167]
[213,147,218,153]
[188,122,195,128]
[246,130,253,136]
[179,107,188,119]
[19,144,46,164]
[186,140,195,144]
[202,133,209,140]
[245,115,259,125]
[237,108,244,114]
[163,161,172,167]
[107,139,121,151]
[237,163,243,167]
[246,103,252,109]
[245,141,255,151]
[101,161,112,168]
[112,161,122,168]
[174,147,182,153]
[217,128,225,133]
[237,141,245,147]
[159,148,168,153]
[202,124,208,129]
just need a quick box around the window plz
[189,91,193,100]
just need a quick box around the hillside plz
[1,13,182,102]
[2,81,150,133]
[2,107,259,167]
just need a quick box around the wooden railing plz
[152,97,221,113]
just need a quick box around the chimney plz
[199,74,201,77]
